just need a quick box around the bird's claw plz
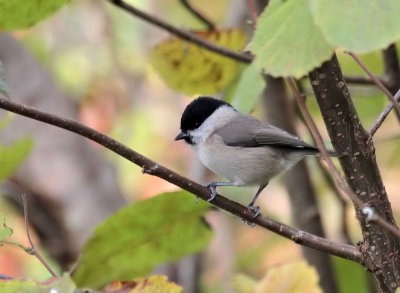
[194,183,218,203]
[205,183,217,202]
[242,205,260,227]
[242,219,256,227]
[248,205,260,218]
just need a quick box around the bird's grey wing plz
[254,126,319,151]
[216,115,319,152]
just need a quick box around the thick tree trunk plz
[309,54,400,292]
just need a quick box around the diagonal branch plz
[0,95,361,263]
[346,51,400,137]
[22,194,58,277]
[346,52,400,115]
[287,78,400,239]
[179,0,215,30]
[245,0,258,26]
[368,88,400,136]
[107,0,252,63]
[294,81,352,244]
[344,75,389,87]
[287,79,365,208]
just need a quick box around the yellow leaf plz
[256,262,322,293]
[231,273,257,293]
[150,29,247,95]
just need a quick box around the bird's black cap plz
[179,96,231,132]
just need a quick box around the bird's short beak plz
[175,131,187,141]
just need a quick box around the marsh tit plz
[175,96,334,218]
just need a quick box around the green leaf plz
[0,61,9,97]
[0,137,34,181]
[0,212,13,241]
[0,0,68,31]
[0,273,76,293]
[333,257,369,293]
[353,93,386,127]
[73,191,212,289]
[311,0,400,53]
[251,0,334,78]
[231,62,264,113]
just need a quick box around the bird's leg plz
[242,183,268,226]
[197,182,240,203]
[248,183,267,213]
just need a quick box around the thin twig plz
[294,84,352,244]
[344,75,389,87]
[179,0,215,30]
[287,78,400,238]
[287,78,362,205]
[1,239,31,252]
[22,194,58,277]
[0,96,362,262]
[346,51,400,115]
[368,88,400,136]
[23,194,35,249]
[245,0,258,26]
[107,0,252,63]
[317,159,352,244]
[371,212,400,238]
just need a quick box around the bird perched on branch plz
[175,96,334,222]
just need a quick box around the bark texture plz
[309,54,400,292]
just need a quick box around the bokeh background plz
[1,0,400,292]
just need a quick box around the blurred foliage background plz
[0,0,400,292]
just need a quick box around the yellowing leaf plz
[103,276,183,293]
[0,0,68,31]
[231,273,257,293]
[256,262,322,293]
[150,29,247,95]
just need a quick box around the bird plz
[175,96,334,221]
